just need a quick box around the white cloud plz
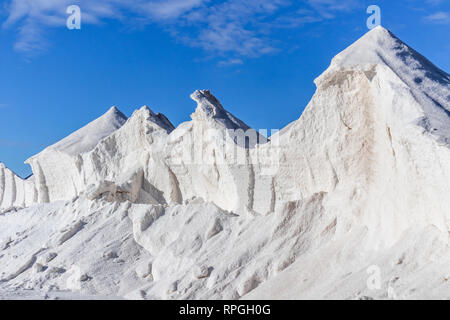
[0,139,31,148]
[139,0,204,20]
[218,58,244,66]
[170,0,327,58]
[306,0,360,18]
[426,0,446,5]
[424,11,450,24]
[175,0,291,57]
[2,0,205,52]
[2,0,358,59]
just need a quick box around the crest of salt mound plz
[84,91,268,211]
[166,90,268,213]
[25,106,128,203]
[191,90,251,129]
[271,26,450,248]
[190,89,269,148]
[81,105,176,205]
[43,106,128,156]
[323,25,450,145]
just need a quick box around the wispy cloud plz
[218,58,244,67]
[426,0,447,5]
[178,0,284,58]
[423,11,450,24]
[0,139,31,148]
[139,0,204,20]
[2,0,359,60]
[306,0,361,19]
[2,0,121,53]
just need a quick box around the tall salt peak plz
[54,105,128,155]
[273,26,450,248]
[323,26,450,90]
[329,25,450,82]
[318,25,450,146]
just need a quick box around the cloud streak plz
[423,11,450,24]
[2,0,359,60]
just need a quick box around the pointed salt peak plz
[131,105,174,133]
[97,106,128,128]
[108,105,119,113]
[366,25,389,35]
[140,105,154,113]
[130,105,154,118]
[190,89,256,134]
[329,25,400,70]
[191,90,225,119]
[105,106,127,121]
[27,106,128,159]
[351,25,394,48]
[328,25,450,87]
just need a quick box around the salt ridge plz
[0,26,449,299]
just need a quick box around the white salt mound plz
[0,26,449,300]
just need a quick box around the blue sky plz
[0,0,449,177]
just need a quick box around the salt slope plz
[245,225,450,299]
[243,26,450,298]
[0,199,153,299]
[0,26,450,300]
[0,193,338,299]
[25,107,127,203]
[333,26,450,146]
[128,192,339,299]
[266,26,450,248]
[128,26,450,299]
